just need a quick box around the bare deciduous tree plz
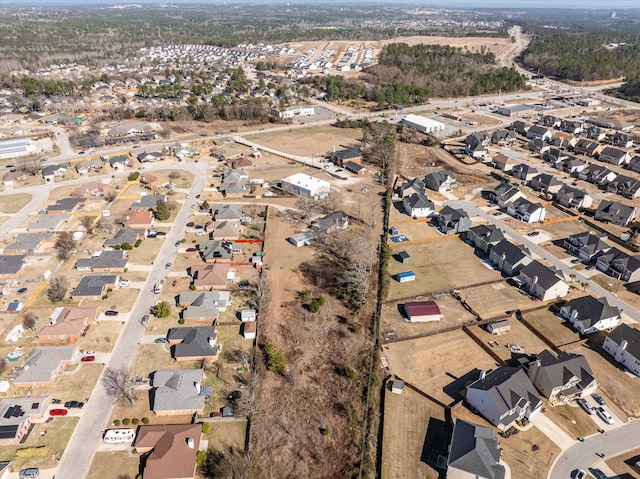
[54,231,77,260]
[22,311,38,330]
[102,366,138,406]
[296,197,318,223]
[47,276,69,302]
[17,154,42,175]
[81,215,95,231]
[249,273,270,314]
[321,191,343,213]
[203,446,261,479]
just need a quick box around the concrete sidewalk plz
[531,413,576,450]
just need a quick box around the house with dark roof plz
[150,369,208,416]
[402,193,435,218]
[606,174,640,199]
[595,200,637,227]
[543,148,568,166]
[311,210,350,233]
[465,367,543,430]
[104,228,145,247]
[447,419,505,479]
[511,164,539,183]
[403,301,442,322]
[0,255,26,279]
[602,324,640,377]
[517,260,569,301]
[26,214,70,233]
[506,198,546,223]
[70,275,118,301]
[595,248,640,282]
[198,240,233,263]
[527,350,598,405]
[168,326,221,361]
[47,197,85,214]
[465,133,489,159]
[42,165,68,182]
[598,146,631,166]
[436,206,471,235]
[529,174,563,196]
[540,115,561,128]
[109,155,130,170]
[584,125,607,141]
[491,153,516,172]
[466,224,505,253]
[578,164,617,186]
[130,194,166,211]
[555,185,592,210]
[563,232,611,262]
[490,182,524,207]
[609,132,634,148]
[331,146,362,166]
[628,155,640,174]
[75,250,128,272]
[228,156,253,170]
[560,296,621,335]
[137,151,163,163]
[400,178,426,198]
[506,120,527,136]
[3,233,53,254]
[528,138,551,154]
[134,424,201,479]
[424,170,457,193]
[558,157,586,175]
[0,397,50,445]
[178,291,230,322]
[489,240,531,276]
[12,345,78,388]
[188,263,234,289]
[213,204,244,222]
[573,139,602,158]
[526,125,552,141]
[491,129,516,146]
[560,119,583,135]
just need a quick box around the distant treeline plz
[614,76,640,104]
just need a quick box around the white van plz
[103,428,136,443]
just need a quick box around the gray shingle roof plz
[130,195,165,210]
[448,419,505,479]
[104,228,145,246]
[562,296,620,328]
[519,260,565,290]
[13,346,76,384]
[532,350,596,392]
[71,275,117,297]
[151,368,206,413]
[0,255,26,275]
[606,324,640,361]
[75,250,128,271]
[168,326,220,359]
[4,233,51,253]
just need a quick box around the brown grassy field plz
[606,447,640,478]
[465,320,549,362]
[89,451,140,479]
[381,383,447,479]
[462,282,540,319]
[245,125,362,157]
[383,330,499,406]
[521,307,581,349]
[0,192,31,213]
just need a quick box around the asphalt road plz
[447,200,640,323]
[51,162,208,479]
[549,419,640,479]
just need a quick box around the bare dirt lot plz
[245,125,362,157]
[381,382,448,479]
[462,282,540,319]
[383,330,499,406]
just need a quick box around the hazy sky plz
[1,0,638,8]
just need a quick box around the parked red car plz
[49,409,68,417]
[81,355,95,362]
[186,247,197,252]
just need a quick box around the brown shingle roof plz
[134,424,201,479]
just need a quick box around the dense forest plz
[302,43,526,106]
[615,75,640,103]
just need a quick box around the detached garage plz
[403,301,443,322]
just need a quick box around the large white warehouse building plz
[401,114,445,134]
[281,173,330,200]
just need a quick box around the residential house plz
[526,125,552,141]
[198,240,233,263]
[606,174,640,199]
[550,131,576,149]
[125,209,153,229]
[609,132,634,148]
[229,156,253,169]
[446,419,505,479]
[511,164,539,183]
[595,248,640,282]
[527,350,598,404]
[628,155,640,174]
[400,178,426,198]
[38,306,99,342]
[506,198,546,223]
[436,206,471,235]
[540,115,561,128]
[465,367,543,431]
[287,230,316,247]
[140,174,170,192]
[137,151,163,163]
[425,170,457,193]
[70,181,111,198]
[602,324,640,377]
[70,275,118,301]
[221,169,249,184]
[559,157,586,175]
[42,164,67,182]
[583,126,606,141]
[26,214,70,233]
[188,263,235,289]
[529,174,563,196]
[0,397,50,445]
[150,369,208,416]
[543,148,568,166]
[559,119,583,135]
[104,228,145,247]
[0,255,26,279]
[402,193,435,218]
[168,326,221,362]
[560,296,621,335]
[491,129,516,146]
[12,345,78,388]
[4,232,53,254]
[310,210,350,233]
[75,250,128,272]
[178,291,230,322]
[518,260,569,301]
[331,146,363,166]
[74,158,102,176]
[595,200,637,227]
[213,204,244,222]
[555,185,593,210]
[47,198,85,214]
[172,145,199,158]
[109,155,130,170]
[134,424,201,479]
[490,182,525,208]
[206,220,240,240]
[578,164,617,186]
[528,138,550,154]
[465,132,490,159]
[130,194,165,211]
[563,232,611,262]
[221,182,247,198]
[466,224,504,253]
[598,147,631,166]
[489,240,531,276]
[573,139,602,158]
[492,153,517,172]
[2,169,31,187]
[506,121,527,136]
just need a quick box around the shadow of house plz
[443,368,483,404]
[420,416,452,478]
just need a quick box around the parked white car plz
[596,407,614,425]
